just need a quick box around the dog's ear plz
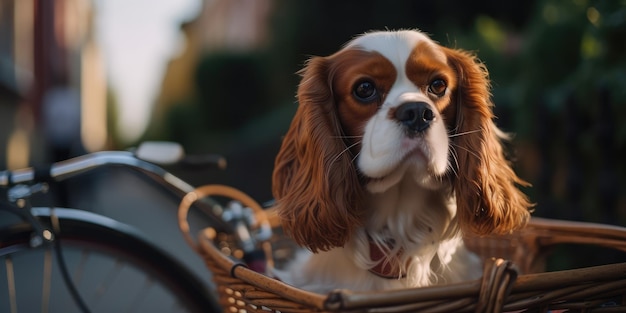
[444,47,532,236]
[272,55,364,252]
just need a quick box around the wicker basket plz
[179,185,626,313]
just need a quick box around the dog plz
[271,30,531,293]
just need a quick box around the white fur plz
[274,30,482,294]
[275,176,482,293]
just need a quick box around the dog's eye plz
[428,79,447,97]
[353,80,378,103]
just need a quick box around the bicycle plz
[0,142,237,313]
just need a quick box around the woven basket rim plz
[196,217,626,312]
[178,184,626,312]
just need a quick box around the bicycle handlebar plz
[1,151,190,188]
[0,149,233,232]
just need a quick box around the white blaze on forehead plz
[345,30,446,71]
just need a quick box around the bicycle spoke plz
[64,249,90,310]
[91,259,124,306]
[42,248,52,313]
[5,256,17,313]
[73,249,90,285]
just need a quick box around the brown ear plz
[444,48,532,236]
[272,56,364,252]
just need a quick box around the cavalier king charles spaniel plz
[271,30,532,293]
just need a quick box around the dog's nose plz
[394,102,434,133]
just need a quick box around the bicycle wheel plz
[0,207,220,313]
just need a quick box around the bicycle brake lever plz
[7,183,49,202]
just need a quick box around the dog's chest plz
[366,177,453,227]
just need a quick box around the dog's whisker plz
[448,160,459,178]
[331,135,363,139]
[448,146,460,178]
[450,142,481,160]
[351,150,361,163]
[448,129,481,138]
[342,141,361,158]
[326,140,361,178]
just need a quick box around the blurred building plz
[0,0,107,171]
[149,0,274,139]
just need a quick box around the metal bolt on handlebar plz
[28,225,54,248]
[220,201,273,252]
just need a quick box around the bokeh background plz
[1,0,626,270]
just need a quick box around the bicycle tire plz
[0,207,220,313]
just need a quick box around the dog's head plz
[273,30,531,252]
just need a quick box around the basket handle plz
[527,217,626,252]
[476,258,518,313]
[178,184,267,251]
